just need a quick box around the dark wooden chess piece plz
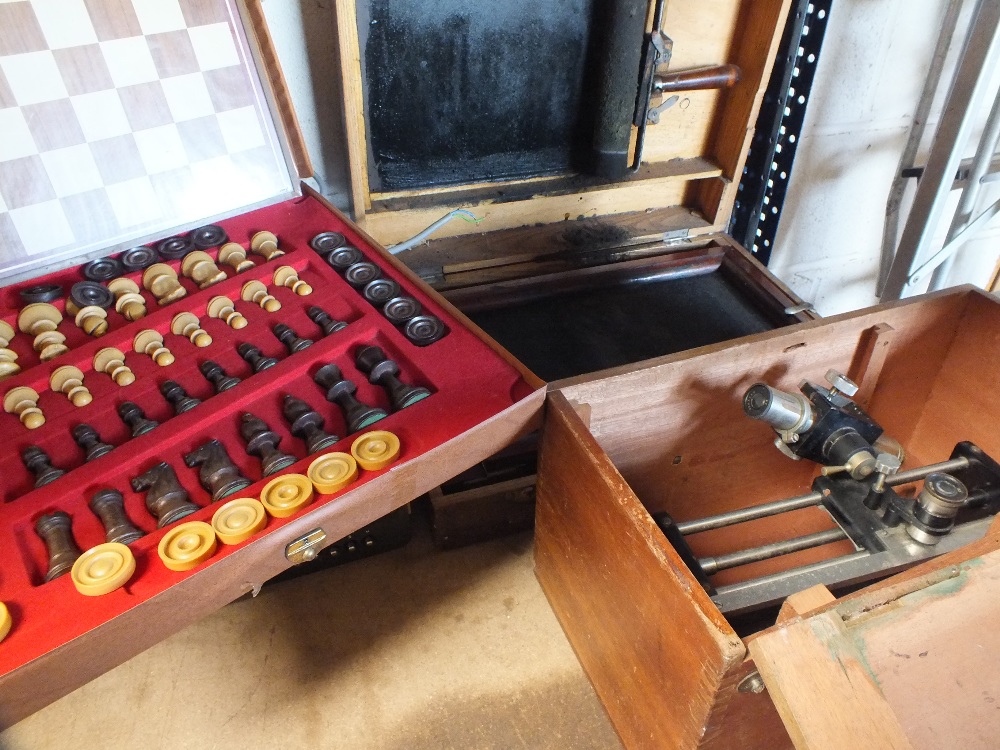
[89,489,145,545]
[200,360,241,393]
[282,395,339,454]
[237,342,279,372]
[118,401,158,437]
[313,363,387,433]
[273,323,313,353]
[183,439,253,500]
[161,380,201,414]
[35,511,82,581]
[306,306,348,336]
[131,462,200,527]
[239,413,297,475]
[355,345,431,410]
[72,423,114,461]
[22,446,65,488]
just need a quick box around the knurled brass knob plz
[4,385,45,429]
[107,278,147,321]
[249,231,284,261]
[170,312,212,347]
[218,243,255,273]
[133,329,175,366]
[50,365,93,407]
[142,263,187,305]
[181,250,227,289]
[241,280,281,312]
[273,265,312,296]
[206,295,248,330]
[94,347,135,386]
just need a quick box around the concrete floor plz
[0,520,622,750]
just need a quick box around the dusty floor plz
[0,520,622,749]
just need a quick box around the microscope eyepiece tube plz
[743,383,814,434]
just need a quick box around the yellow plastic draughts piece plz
[259,474,314,518]
[351,431,401,471]
[158,521,217,571]
[0,601,11,643]
[307,452,359,495]
[71,543,136,596]
[212,497,267,545]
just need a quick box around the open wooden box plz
[534,287,1000,748]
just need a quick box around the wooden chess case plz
[0,0,543,727]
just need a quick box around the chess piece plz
[72,423,114,461]
[50,365,92,407]
[218,243,255,273]
[19,284,62,304]
[282,395,339,454]
[74,305,109,337]
[171,312,212,348]
[4,386,45,429]
[160,380,201,415]
[306,306,348,336]
[239,412,297,475]
[313,364,387,433]
[121,245,160,272]
[363,278,401,306]
[142,263,187,305]
[89,489,144,545]
[206,295,248,330]
[18,303,68,361]
[383,296,422,324]
[190,224,228,250]
[0,321,20,380]
[22,445,65,487]
[200,360,241,393]
[181,251,226,289]
[272,266,313,296]
[93,347,135,386]
[344,261,381,288]
[83,256,124,282]
[131,462,199,527]
[404,315,447,346]
[184,439,252,500]
[35,511,82,582]
[157,235,194,260]
[273,323,313,354]
[108,278,147,321]
[133,329,175,366]
[324,246,363,272]
[249,231,284,261]
[118,401,158,437]
[355,345,431,410]
[240,280,281,312]
[309,231,346,257]
[237,342,279,373]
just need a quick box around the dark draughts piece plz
[404,315,447,346]
[325,246,363,271]
[157,236,195,260]
[70,281,114,310]
[344,261,381,288]
[83,257,125,282]
[363,278,401,306]
[190,225,229,250]
[121,246,160,272]
[383,296,422,324]
[19,284,63,304]
[310,232,347,256]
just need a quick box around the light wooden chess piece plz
[74,305,108,337]
[249,231,284,261]
[18,303,69,361]
[94,347,135,386]
[181,251,227,289]
[240,280,281,312]
[4,386,45,429]
[108,278,147,321]
[170,312,212,347]
[273,266,313,296]
[206,296,248,330]
[0,321,20,379]
[218,243,255,273]
[50,365,93,407]
[142,263,187,305]
[134,329,175,366]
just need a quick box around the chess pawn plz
[131,462,199,527]
[0,320,20,380]
[240,280,281,312]
[160,380,201,415]
[22,445,66,487]
[239,412,297,476]
[272,266,313,296]
[313,364,387,434]
[200,360,241,393]
[18,303,68,361]
[72,423,114,461]
[249,231,284,261]
[89,489,144,545]
[218,242,255,273]
[133,329,175,366]
[35,511,83,582]
[282,394,339,454]
[50,365,93,407]
[4,386,45,429]
[273,323,313,354]
[306,306,348,336]
[181,251,227,289]
[237,342,278,373]
[183,439,252,500]
[74,305,108,337]
[355,345,431,411]
[107,278,147,321]
[142,263,187,305]
[93,347,135,386]
[206,295,248,330]
[118,401,158,437]
[171,312,212,348]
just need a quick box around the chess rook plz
[89,489,144,545]
[355,345,431,410]
[239,413,297,476]
[313,363,388,434]
[35,511,82,582]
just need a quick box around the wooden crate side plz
[535,392,745,749]
[332,0,372,218]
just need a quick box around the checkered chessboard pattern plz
[0,0,293,279]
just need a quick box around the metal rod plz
[886,457,970,487]
[698,528,849,575]
[677,491,823,536]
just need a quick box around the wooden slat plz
[776,585,836,624]
[333,0,372,218]
[848,323,896,409]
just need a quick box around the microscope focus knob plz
[824,369,859,397]
[873,453,901,478]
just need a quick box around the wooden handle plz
[654,64,741,94]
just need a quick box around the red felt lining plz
[0,195,534,674]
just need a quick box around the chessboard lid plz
[0,0,310,285]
